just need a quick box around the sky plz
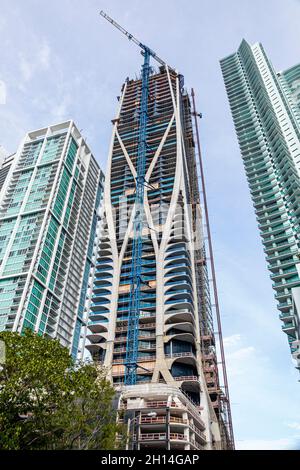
[1,0,300,450]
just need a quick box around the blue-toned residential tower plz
[221,41,300,369]
[0,121,104,357]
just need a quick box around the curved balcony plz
[165,331,195,344]
[96,255,113,264]
[165,276,191,287]
[95,264,113,273]
[166,241,188,251]
[165,289,194,303]
[96,248,111,258]
[86,332,108,344]
[165,286,193,297]
[164,269,192,279]
[98,240,111,250]
[86,343,106,353]
[164,256,192,270]
[165,309,195,326]
[94,272,113,283]
[169,230,189,244]
[87,320,108,334]
[164,298,195,315]
[165,250,190,262]
[88,312,109,323]
[177,377,201,395]
[166,352,198,369]
[164,265,193,281]
[90,302,111,314]
[92,286,111,295]
[90,294,111,305]
[165,322,195,336]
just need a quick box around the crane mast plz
[100,11,168,385]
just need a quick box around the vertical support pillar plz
[166,407,170,450]
[137,410,141,450]
[133,411,137,450]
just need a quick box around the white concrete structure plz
[84,68,227,449]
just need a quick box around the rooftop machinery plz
[99,10,170,385]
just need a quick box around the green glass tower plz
[221,40,300,368]
[0,121,104,357]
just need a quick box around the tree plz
[0,330,126,450]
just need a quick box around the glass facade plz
[221,40,300,366]
[0,121,104,357]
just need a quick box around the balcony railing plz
[165,352,196,359]
[136,433,186,442]
[174,375,198,382]
[115,323,156,333]
[189,423,206,442]
[112,355,156,364]
[145,401,180,409]
[282,322,295,331]
[140,416,188,425]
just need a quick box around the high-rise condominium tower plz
[221,40,300,368]
[0,121,104,357]
[84,66,233,450]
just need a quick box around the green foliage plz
[0,330,126,450]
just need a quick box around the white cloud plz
[0,80,6,104]
[20,56,34,82]
[50,92,72,122]
[237,437,298,450]
[38,42,51,69]
[19,41,51,83]
[227,346,256,362]
[223,334,242,348]
[0,146,8,162]
[287,422,300,431]
[222,334,258,377]
[0,17,6,32]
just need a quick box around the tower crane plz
[99,11,170,385]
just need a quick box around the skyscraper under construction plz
[83,12,233,450]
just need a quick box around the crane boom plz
[100,10,166,66]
